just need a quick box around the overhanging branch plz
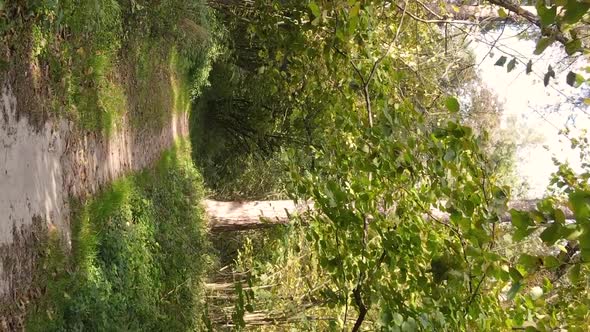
[486,0,569,45]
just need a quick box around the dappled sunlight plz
[63,108,190,199]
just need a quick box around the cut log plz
[205,199,574,232]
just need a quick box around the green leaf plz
[566,71,585,87]
[348,15,359,34]
[498,8,508,18]
[560,224,583,240]
[401,317,417,332]
[458,215,471,231]
[492,265,510,282]
[308,2,321,17]
[513,226,537,241]
[334,24,344,36]
[536,3,557,27]
[567,71,576,86]
[579,227,590,260]
[450,210,461,223]
[540,223,561,245]
[569,190,590,222]
[526,60,533,74]
[507,58,517,73]
[445,96,460,113]
[568,264,581,283]
[562,0,590,24]
[509,267,523,281]
[543,256,560,269]
[506,281,522,300]
[510,209,532,229]
[393,313,404,326]
[494,56,507,66]
[565,39,582,55]
[553,209,566,224]
[534,37,555,55]
[463,200,475,216]
[444,149,456,161]
[349,2,361,18]
[518,254,541,273]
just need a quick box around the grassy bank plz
[26,141,211,331]
[0,0,217,133]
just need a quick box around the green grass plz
[26,0,125,133]
[2,0,215,134]
[26,141,212,331]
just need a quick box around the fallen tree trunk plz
[205,199,573,232]
[204,199,313,231]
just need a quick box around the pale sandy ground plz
[0,78,189,324]
[0,82,70,297]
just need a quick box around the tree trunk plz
[204,199,313,231]
[205,199,573,232]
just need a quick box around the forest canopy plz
[197,0,590,331]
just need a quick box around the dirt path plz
[0,79,189,327]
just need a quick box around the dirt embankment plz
[0,78,189,329]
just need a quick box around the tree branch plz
[393,3,479,26]
[486,0,569,45]
[351,285,368,332]
[464,271,487,316]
